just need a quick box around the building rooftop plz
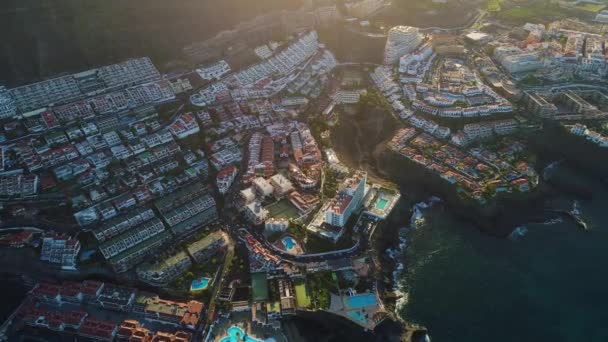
[138,250,190,275]
[186,231,225,256]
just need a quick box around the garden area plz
[306,272,338,310]
[169,254,223,302]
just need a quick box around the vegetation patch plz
[496,1,577,23]
[307,272,338,310]
[575,2,605,12]
[486,0,504,12]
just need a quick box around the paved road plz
[206,232,234,323]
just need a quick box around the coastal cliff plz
[527,122,608,184]
[330,108,553,238]
[379,150,551,237]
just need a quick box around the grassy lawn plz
[576,2,605,12]
[295,279,312,308]
[487,0,504,12]
[497,1,575,23]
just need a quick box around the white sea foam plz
[542,217,563,225]
[509,225,528,240]
[392,198,441,314]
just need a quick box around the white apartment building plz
[210,146,242,171]
[270,174,294,198]
[502,53,543,73]
[463,123,493,140]
[384,26,423,65]
[493,119,519,135]
[98,218,166,259]
[399,43,433,73]
[0,174,39,197]
[265,218,289,234]
[40,234,81,270]
[335,90,364,104]
[10,75,81,112]
[255,45,274,59]
[281,97,309,107]
[196,60,231,81]
[409,115,439,134]
[253,177,275,198]
[169,112,200,139]
[595,10,608,23]
[0,86,17,119]
[245,201,269,225]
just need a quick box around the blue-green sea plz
[399,185,608,341]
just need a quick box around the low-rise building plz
[186,231,226,262]
[97,283,136,311]
[265,218,289,234]
[40,233,81,270]
[253,177,275,198]
[135,293,204,329]
[137,251,192,287]
[0,174,39,197]
[245,201,269,225]
[270,174,294,198]
[196,60,231,80]
[525,91,558,118]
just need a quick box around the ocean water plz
[0,275,29,322]
[398,185,608,341]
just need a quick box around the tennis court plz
[266,199,300,220]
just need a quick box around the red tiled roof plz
[78,318,116,339]
[31,283,62,299]
[63,311,87,326]
[81,280,104,296]
[60,282,82,298]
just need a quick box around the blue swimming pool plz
[345,293,377,309]
[375,198,388,210]
[282,236,296,250]
[219,326,263,342]
[190,277,210,291]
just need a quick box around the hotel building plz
[324,171,367,227]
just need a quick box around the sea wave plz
[542,217,563,225]
[509,225,528,240]
[392,197,441,313]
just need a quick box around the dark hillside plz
[0,0,303,85]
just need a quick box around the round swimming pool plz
[282,236,297,250]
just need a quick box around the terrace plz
[363,185,401,220]
[328,291,382,330]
